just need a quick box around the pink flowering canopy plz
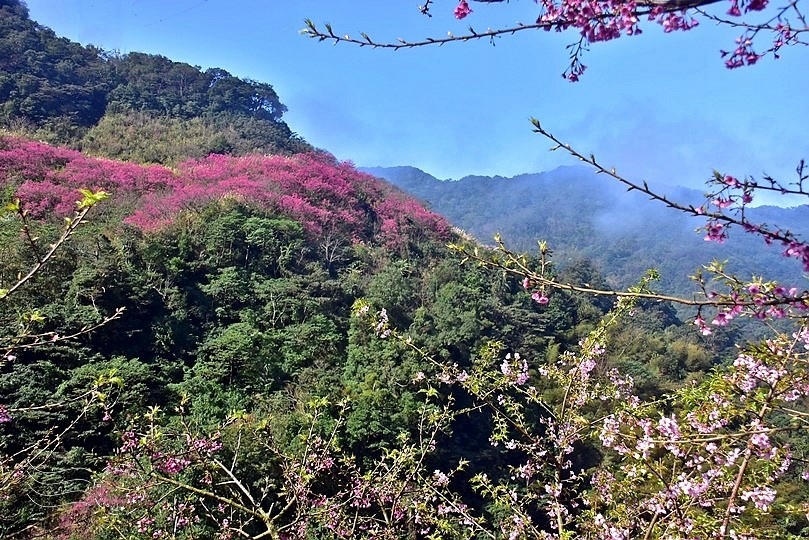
[0,136,451,249]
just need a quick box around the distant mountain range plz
[362,165,809,294]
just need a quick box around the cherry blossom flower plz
[454,0,472,20]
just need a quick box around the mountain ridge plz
[362,165,809,294]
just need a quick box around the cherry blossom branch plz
[302,19,549,48]
[719,399,772,537]
[1,383,116,524]
[210,458,265,520]
[17,210,43,263]
[1,307,126,355]
[531,119,809,263]
[0,205,92,300]
[1,190,124,358]
[452,238,809,309]
[303,0,803,78]
[695,3,809,37]
[694,0,808,66]
[156,475,280,539]
[301,0,721,49]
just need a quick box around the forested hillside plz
[0,0,309,161]
[1,135,701,537]
[364,165,809,294]
[2,0,809,538]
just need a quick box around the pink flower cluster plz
[153,453,191,475]
[685,393,731,433]
[727,0,769,15]
[445,0,793,80]
[694,280,809,335]
[730,353,785,392]
[703,220,727,243]
[186,434,223,456]
[721,35,763,69]
[740,486,776,510]
[501,352,530,385]
[523,278,550,305]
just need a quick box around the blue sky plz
[24,0,809,193]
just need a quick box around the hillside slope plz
[2,138,627,536]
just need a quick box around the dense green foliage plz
[0,136,724,537]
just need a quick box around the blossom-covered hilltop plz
[0,136,451,249]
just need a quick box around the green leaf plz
[75,189,109,210]
[3,198,20,213]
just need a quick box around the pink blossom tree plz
[303,0,807,80]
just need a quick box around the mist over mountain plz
[362,165,809,294]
